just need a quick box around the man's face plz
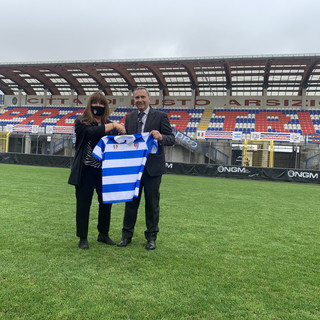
[134,89,150,112]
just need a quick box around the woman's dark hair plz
[79,91,110,125]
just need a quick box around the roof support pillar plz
[262,88,268,109]
[191,88,196,109]
[18,89,23,107]
[301,88,307,110]
[44,89,48,107]
[226,88,231,109]
[24,134,31,154]
[129,88,133,107]
[159,88,163,108]
[71,89,75,107]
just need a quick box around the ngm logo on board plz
[165,163,173,169]
[217,166,251,174]
[287,170,318,179]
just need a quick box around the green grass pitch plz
[0,163,319,320]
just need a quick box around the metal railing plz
[46,136,75,155]
[305,153,320,170]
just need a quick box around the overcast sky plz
[2,0,320,63]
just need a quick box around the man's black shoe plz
[78,239,89,249]
[146,240,156,250]
[97,233,116,245]
[117,238,132,247]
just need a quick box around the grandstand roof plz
[1,54,320,97]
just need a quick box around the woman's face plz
[91,103,105,117]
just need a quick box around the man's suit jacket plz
[125,107,175,176]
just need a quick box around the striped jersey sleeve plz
[92,132,158,203]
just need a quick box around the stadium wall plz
[0,152,72,168]
[4,95,320,109]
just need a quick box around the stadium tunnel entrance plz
[232,143,301,169]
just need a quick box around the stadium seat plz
[0,105,318,137]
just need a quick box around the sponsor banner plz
[175,130,198,151]
[290,133,301,143]
[286,169,319,182]
[205,131,242,140]
[46,126,54,134]
[205,131,232,140]
[4,125,13,132]
[197,130,206,139]
[165,162,320,184]
[46,125,74,135]
[307,133,320,144]
[13,125,33,133]
[52,126,74,135]
[251,132,301,143]
[31,125,39,134]
[232,132,242,140]
[12,125,38,133]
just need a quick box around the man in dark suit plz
[118,87,175,250]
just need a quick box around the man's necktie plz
[137,112,144,133]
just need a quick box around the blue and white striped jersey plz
[92,133,158,203]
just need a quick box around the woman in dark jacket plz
[68,91,126,249]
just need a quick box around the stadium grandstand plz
[1,53,320,172]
